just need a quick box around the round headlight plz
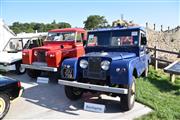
[101,60,110,70]
[80,59,88,69]
[49,54,55,58]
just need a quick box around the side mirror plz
[141,37,147,45]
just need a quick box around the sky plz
[0,0,179,30]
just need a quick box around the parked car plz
[58,26,150,111]
[22,28,87,78]
[0,75,23,119]
[0,35,46,74]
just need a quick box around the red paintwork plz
[22,28,86,68]
[22,49,33,64]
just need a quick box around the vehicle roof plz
[49,28,86,33]
[9,35,46,39]
[89,26,146,32]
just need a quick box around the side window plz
[87,34,97,46]
[140,32,147,46]
[76,33,83,42]
[141,33,145,38]
[10,39,23,50]
[111,36,133,46]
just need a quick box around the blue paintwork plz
[61,26,150,86]
[85,46,141,56]
[61,58,78,79]
[83,52,136,61]
[90,26,146,32]
[0,75,17,85]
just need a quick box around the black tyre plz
[15,63,26,75]
[142,65,149,77]
[49,66,61,82]
[27,69,41,78]
[64,86,83,100]
[0,94,10,119]
[120,78,136,111]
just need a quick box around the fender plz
[61,58,78,80]
[110,57,140,85]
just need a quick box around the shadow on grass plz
[144,70,180,95]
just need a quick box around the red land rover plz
[22,28,86,78]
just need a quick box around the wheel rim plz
[130,81,135,105]
[0,98,6,114]
[19,65,25,73]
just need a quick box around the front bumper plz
[22,64,57,72]
[58,80,128,94]
[0,64,16,72]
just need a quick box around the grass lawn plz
[136,66,180,120]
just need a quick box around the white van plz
[0,35,46,74]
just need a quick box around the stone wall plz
[146,26,180,62]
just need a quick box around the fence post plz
[170,74,175,83]
[146,22,148,28]
[168,26,170,32]
[161,25,163,32]
[154,46,158,70]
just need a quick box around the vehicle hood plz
[0,51,22,64]
[33,45,60,51]
[84,52,136,60]
[34,41,75,51]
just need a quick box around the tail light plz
[17,81,21,88]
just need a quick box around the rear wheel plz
[27,69,41,78]
[0,94,10,119]
[64,86,83,100]
[120,77,136,111]
[15,63,26,75]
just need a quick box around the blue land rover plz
[58,26,150,111]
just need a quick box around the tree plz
[10,22,21,34]
[84,15,108,30]
[9,21,71,34]
[58,22,71,28]
[52,20,56,24]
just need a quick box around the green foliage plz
[136,66,180,120]
[10,21,71,34]
[84,15,109,30]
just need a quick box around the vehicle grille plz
[36,50,46,62]
[62,68,73,79]
[88,57,101,72]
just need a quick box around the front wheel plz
[15,63,26,75]
[64,86,83,100]
[27,69,41,78]
[120,78,136,111]
[0,94,10,119]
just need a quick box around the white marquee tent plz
[0,18,16,51]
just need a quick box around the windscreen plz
[46,32,76,41]
[4,38,23,52]
[87,30,139,47]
